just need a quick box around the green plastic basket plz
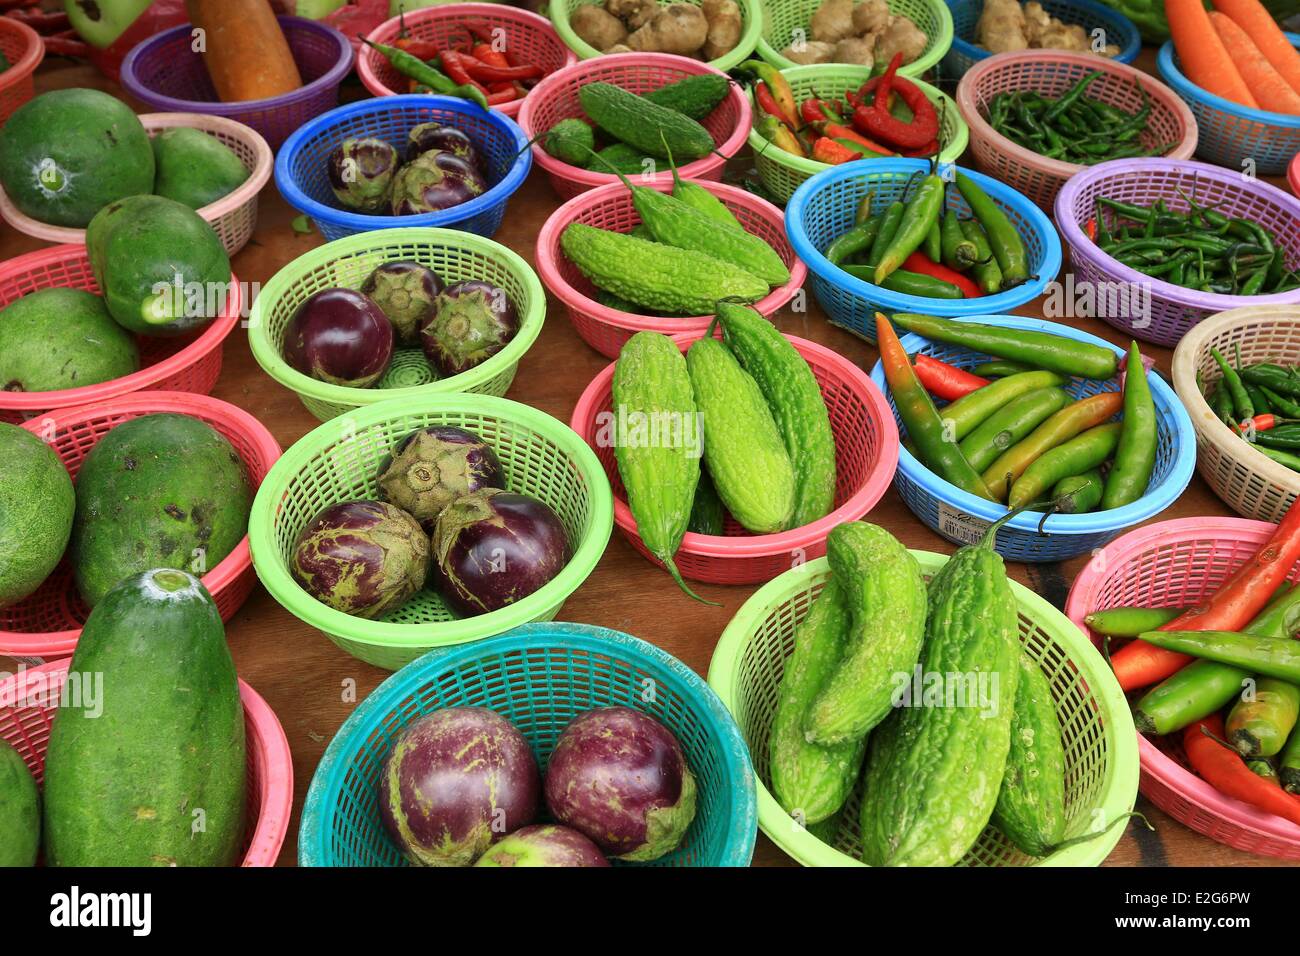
[550,0,762,71]
[247,228,545,422]
[247,394,614,670]
[756,0,953,74]
[749,64,969,203]
[707,551,1140,867]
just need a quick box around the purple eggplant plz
[407,122,484,171]
[283,287,394,388]
[376,425,505,531]
[390,149,487,216]
[290,499,429,619]
[379,707,540,866]
[544,706,697,862]
[473,825,610,867]
[360,260,443,345]
[420,280,519,377]
[430,488,570,617]
[327,137,400,213]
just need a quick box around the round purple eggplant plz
[376,425,504,530]
[283,287,394,388]
[379,707,540,866]
[420,280,519,377]
[327,137,400,213]
[473,825,610,868]
[544,706,697,862]
[407,122,483,171]
[390,149,487,216]
[430,488,570,617]
[360,260,443,346]
[290,499,428,619]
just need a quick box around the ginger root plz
[834,35,876,67]
[977,0,1119,56]
[573,5,628,51]
[975,0,1028,53]
[852,0,889,36]
[874,13,927,64]
[811,0,857,42]
[798,0,928,66]
[702,0,743,60]
[607,0,660,30]
[781,39,838,64]
[627,3,709,55]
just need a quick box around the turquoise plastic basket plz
[299,623,758,866]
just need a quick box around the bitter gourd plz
[593,142,657,175]
[580,82,715,160]
[543,118,594,167]
[991,653,1067,857]
[643,74,731,119]
[633,187,789,285]
[687,467,726,536]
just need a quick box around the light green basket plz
[748,64,969,203]
[756,0,953,74]
[247,228,545,422]
[706,552,1140,867]
[247,394,614,671]
[550,0,762,71]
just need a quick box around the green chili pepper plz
[1211,346,1254,421]
[1280,722,1300,793]
[874,173,945,283]
[1008,422,1122,509]
[1050,468,1104,514]
[864,201,905,272]
[1243,364,1300,396]
[972,359,1035,378]
[1085,605,1185,638]
[1102,342,1157,510]
[1262,386,1300,418]
[937,370,1067,440]
[960,219,1003,294]
[361,39,489,109]
[924,215,942,263]
[955,172,1028,285]
[1226,678,1300,758]
[827,216,882,266]
[957,387,1072,472]
[1258,445,1300,471]
[940,209,978,272]
[891,312,1118,380]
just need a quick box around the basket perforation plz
[756,0,952,74]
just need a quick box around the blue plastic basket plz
[275,94,532,242]
[942,0,1140,79]
[868,315,1196,562]
[299,622,758,867]
[1157,35,1300,177]
[787,160,1062,343]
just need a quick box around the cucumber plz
[687,466,726,536]
[643,74,730,119]
[580,82,715,160]
[0,740,39,867]
[543,118,594,168]
[991,654,1067,857]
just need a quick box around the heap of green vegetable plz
[1200,350,1300,472]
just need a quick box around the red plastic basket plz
[536,179,806,358]
[1065,517,1300,860]
[516,52,750,200]
[0,245,242,424]
[0,16,41,127]
[569,330,898,585]
[0,393,281,660]
[0,660,292,867]
[357,3,576,118]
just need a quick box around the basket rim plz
[755,0,954,75]
[247,394,614,652]
[1064,516,1300,850]
[246,227,545,407]
[273,93,532,232]
[1055,157,1300,312]
[0,16,43,89]
[549,0,762,72]
[568,329,900,556]
[708,551,1139,867]
[869,313,1198,535]
[534,178,806,333]
[1157,34,1300,130]
[956,49,1198,182]
[1290,150,1300,197]
[788,159,1063,316]
[299,622,758,867]
[119,16,355,115]
[945,0,1141,67]
[0,245,242,413]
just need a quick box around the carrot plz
[1166,0,1259,108]
[1210,11,1300,114]
[1184,716,1300,826]
[1213,0,1300,98]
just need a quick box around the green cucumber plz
[580,82,715,160]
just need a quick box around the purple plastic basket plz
[120,16,354,151]
[1055,158,1300,348]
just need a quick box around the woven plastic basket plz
[709,551,1139,866]
[570,329,898,585]
[358,4,576,118]
[119,17,354,151]
[788,159,1061,342]
[943,0,1140,79]
[536,178,805,358]
[1055,158,1300,349]
[957,50,1197,213]
[1065,518,1300,860]
[748,64,970,205]
[248,396,613,672]
[551,0,761,71]
[275,94,531,243]
[0,16,42,128]
[1171,305,1300,524]
[0,113,273,257]
[1157,34,1300,177]
[868,315,1196,562]
[757,0,952,75]
[516,53,751,201]
[0,393,280,660]
[1290,150,1300,197]
[0,660,292,867]
[0,245,242,425]
[247,228,544,422]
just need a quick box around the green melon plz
[0,423,74,608]
[151,128,250,210]
[0,739,39,867]
[0,288,139,392]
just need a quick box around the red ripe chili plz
[395,37,441,60]
[472,41,511,68]
[823,123,894,155]
[901,252,983,298]
[912,353,990,400]
[811,137,862,165]
[853,76,940,150]
[800,98,844,126]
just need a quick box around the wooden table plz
[3,49,1295,868]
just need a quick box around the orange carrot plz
[1213,0,1300,98]
[1210,12,1300,113]
[1166,0,1259,108]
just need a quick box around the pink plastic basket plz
[1065,517,1300,860]
[536,179,806,358]
[0,245,242,424]
[958,50,1197,212]
[516,52,750,200]
[0,113,273,256]
[569,330,898,585]
[0,393,281,660]
[0,16,42,127]
[357,3,575,118]
[0,660,292,867]
[1289,150,1300,197]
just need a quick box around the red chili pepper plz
[873,53,904,110]
[455,54,542,83]
[394,37,441,60]
[486,87,521,106]
[472,41,511,68]
[1184,716,1300,826]
[912,353,990,400]
[800,97,845,126]
[1234,413,1280,433]
[439,49,490,93]
[901,252,982,298]
[756,83,794,126]
[1086,218,1098,241]
[852,76,940,150]
[811,137,861,165]
[901,139,941,158]
[463,17,524,66]
[823,123,895,155]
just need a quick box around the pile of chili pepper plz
[983,71,1176,166]
[1201,346,1300,472]
[1088,194,1299,295]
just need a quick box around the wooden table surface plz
[3,47,1296,868]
